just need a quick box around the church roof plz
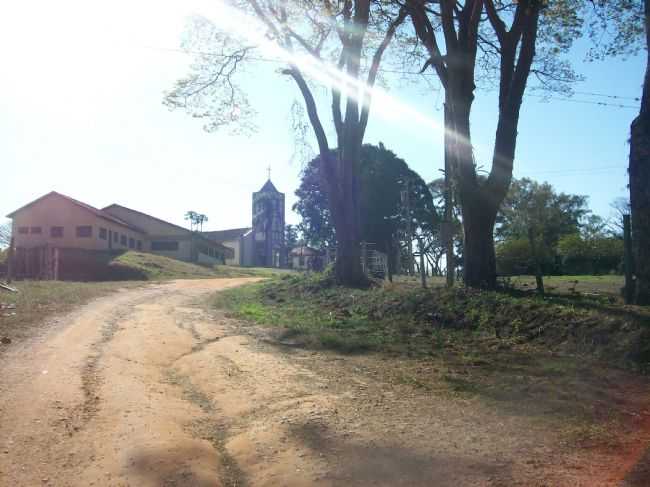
[258,179,280,194]
[202,227,251,243]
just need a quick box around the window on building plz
[99,228,107,240]
[30,226,42,234]
[51,226,64,238]
[136,240,142,250]
[120,235,127,246]
[76,226,92,238]
[18,227,28,234]
[113,232,118,242]
[151,241,179,251]
[128,238,135,249]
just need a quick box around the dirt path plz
[1,278,649,486]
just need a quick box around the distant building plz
[289,245,322,271]
[7,191,232,266]
[203,178,286,268]
[202,227,251,266]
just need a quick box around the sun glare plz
[196,0,447,135]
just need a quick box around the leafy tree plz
[497,178,589,251]
[294,144,437,274]
[185,211,209,232]
[496,238,555,276]
[285,224,299,252]
[557,233,623,275]
[165,0,408,286]
[185,211,199,231]
[405,1,642,288]
[496,178,590,292]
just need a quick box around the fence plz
[8,246,146,281]
[324,242,388,278]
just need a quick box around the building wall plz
[220,238,241,266]
[103,205,195,261]
[11,194,144,252]
[103,206,230,263]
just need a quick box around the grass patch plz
[0,280,140,347]
[214,272,650,367]
[213,272,650,443]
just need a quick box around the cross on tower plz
[266,165,271,180]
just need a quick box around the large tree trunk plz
[462,198,498,288]
[332,139,367,286]
[630,0,650,304]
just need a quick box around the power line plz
[144,45,639,109]
[517,165,626,176]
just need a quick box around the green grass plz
[0,280,140,346]
[111,252,219,280]
[214,272,650,366]
[506,274,624,298]
[213,273,650,438]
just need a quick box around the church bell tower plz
[252,174,285,267]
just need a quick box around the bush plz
[557,234,623,275]
[496,238,555,276]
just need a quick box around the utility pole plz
[443,102,455,288]
[401,178,414,276]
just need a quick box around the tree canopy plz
[294,143,437,256]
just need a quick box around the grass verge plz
[214,272,650,367]
[213,272,650,441]
[0,280,140,347]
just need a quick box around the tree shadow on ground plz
[289,420,513,486]
[126,444,235,487]
[622,444,650,486]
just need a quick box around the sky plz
[0,0,644,233]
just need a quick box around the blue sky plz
[0,1,643,232]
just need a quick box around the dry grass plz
[0,280,140,347]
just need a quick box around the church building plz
[203,178,286,268]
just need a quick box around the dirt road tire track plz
[1,278,649,486]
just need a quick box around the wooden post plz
[53,247,60,281]
[418,238,427,288]
[624,214,634,304]
[527,226,545,296]
[6,237,15,283]
[401,179,414,276]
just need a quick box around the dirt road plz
[1,279,649,486]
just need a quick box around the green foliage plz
[557,234,624,275]
[214,273,650,369]
[497,178,589,249]
[496,239,533,275]
[284,224,299,251]
[294,143,438,252]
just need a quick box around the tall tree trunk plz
[629,0,650,304]
[462,198,498,288]
[333,139,367,286]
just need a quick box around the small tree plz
[185,211,198,231]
